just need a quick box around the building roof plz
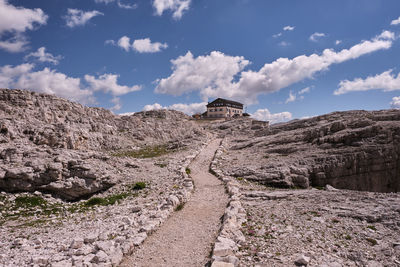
[206,98,244,108]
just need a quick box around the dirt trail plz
[120,139,229,267]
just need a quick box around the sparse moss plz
[366,238,377,246]
[367,225,377,231]
[175,203,185,211]
[185,168,191,175]
[112,144,173,158]
[15,196,47,208]
[132,182,146,190]
[84,193,130,207]
[344,234,352,240]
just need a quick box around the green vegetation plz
[366,238,377,246]
[367,225,377,231]
[344,234,352,240]
[155,162,168,168]
[15,196,47,208]
[112,144,174,158]
[175,203,185,211]
[185,167,191,175]
[132,182,146,190]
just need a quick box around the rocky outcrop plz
[217,110,400,192]
[0,89,207,199]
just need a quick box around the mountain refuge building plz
[206,98,244,118]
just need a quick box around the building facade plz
[206,98,244,118]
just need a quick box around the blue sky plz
[1,0,400,122]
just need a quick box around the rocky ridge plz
[217,110,400,192]
[0,89,207,200]
[0,88,208,266]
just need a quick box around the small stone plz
[325,184,339,191]
[132,232,147,246]
[295,255,310,266]
[70,238,84,249]
[92,250,108,263]
[211,262,234,267]
[131,206,141,213]
[84,233,98,244]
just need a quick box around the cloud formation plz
[156,31,394,105]
[25,47,62,65]
[251,109,292,124]
[391,16,400,26]
[283,25,295,31]
[155,51,250,98]
[0,0,48,52]
[309,32,326,42]
[0,63,93,103]
[0,63,140,108]
[285,91,296,104]
[153,0,191,19]
[84,73,141,96]
[64,9,103,28]
[335,69,400,95]
[391,96,400,108]
[143,102,207,115]
[109,36,168,53]
[94,0,137,9]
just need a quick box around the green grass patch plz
[84,193,130,207]
[112,144,173,158]
[15,196,47,208]
[132,182,146,190]
[175,203,185,211]
[367,225,377,231]
[366,238,377,246]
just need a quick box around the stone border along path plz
[120,138,229,267]
[209,138,247,267]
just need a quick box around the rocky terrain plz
[216,110,400,192]
[0,88,399,267]
[0,89,208,266]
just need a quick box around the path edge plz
[209,138,247,267]
[115,140,209,266]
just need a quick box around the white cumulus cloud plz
[0,63,141,108]
[0,0,48,53]
[299,86,311,95]
[25,47,62,65]
[283,25,295,31]
[111,36,168,53]
[153,0,191,20]
[84,73,141,96]
[155,51,250,98]
[156,31,394,105]
[143,102,206,115]
[285,91,296,104]
[272,33,282,38]
[0,63,93,104]
[391,16,400,26]
[94,0,137,9]
[133,38,168,53]
[334,69,400,95]
[310,32,326,42]
[251,109,292,124]
[335,40,342,45]
[64,9,103,28]
[0,34,28,53]
[391,96,400,108]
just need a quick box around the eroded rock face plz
[217,110,400,192]
[0,89,207,199]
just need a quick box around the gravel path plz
[120,139,229,267]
